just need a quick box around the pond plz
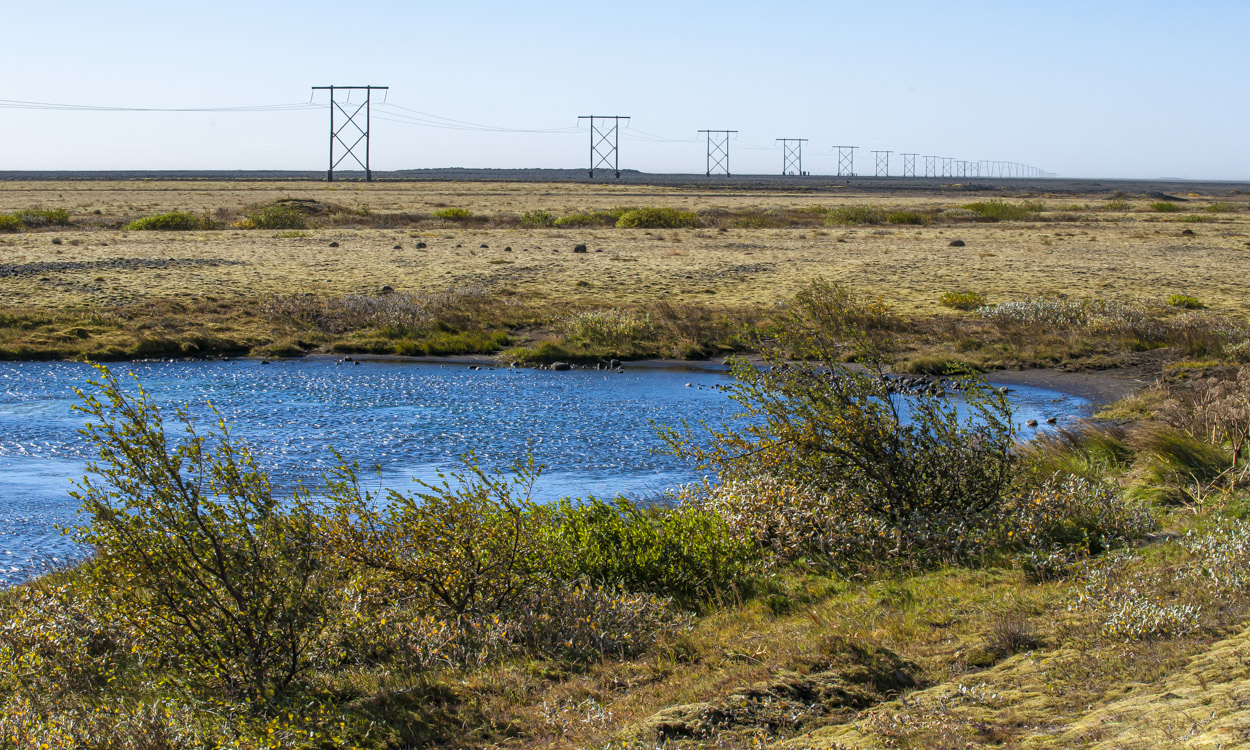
[0,358,1090,586]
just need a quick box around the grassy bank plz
[3,284,1250,748]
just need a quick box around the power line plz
[0,98,318,112]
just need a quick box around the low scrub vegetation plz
[962,199,1044,222]
[1149,201,1182,213]
[432,207,474,220]
[1167,293,1205,309]
[615,206,699,229]
[0,208,71,230]
[124,211,208,231]
[940,290,986,310]
[244,204,307,230]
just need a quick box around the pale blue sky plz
[2,0,1247,178]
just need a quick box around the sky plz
[2,0,1248,179]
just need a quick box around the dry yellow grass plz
[2,180,1248,319]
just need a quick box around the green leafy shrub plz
[520,209,555,227]
[433,207,473,220]
[0,214,18,232]
[1104,198,1130,211]
[1205,202,1236,213]
[325,457,548,616]
[69,365,328,703]
[823,205,887,225]
[940,290,986,310]
[124,211,205,231]
[1167,293,1205,309]
[553,209,622,227]
[615,207,699,229]
[543,496,758,605]
[248,204,307,230]
[1149,201,1182,213]
[962,200,1043,222]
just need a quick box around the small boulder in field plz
[1181,229,1195,236]
[480,243,489,249]
[416,241,427,248]
[573,243,588,253]
[551,362,572,371]
[393,244,402,249]
[949,239,966,247]
[329,241,339,248]
[380,285,394,293]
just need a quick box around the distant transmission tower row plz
[310,85,1049,181]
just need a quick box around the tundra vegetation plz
[2,281,1250,748]
[1,181,1248,367]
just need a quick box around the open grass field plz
[1,178,1249,366]
[3,179,1249,316]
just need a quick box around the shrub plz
[732,212,785,229]
[1005,474,1157,558]
[961,200,1043,222]
[554,210,620,228]
[0,214,18,232]
[886,209,929,225]
[664,280,1018,566]
[940,291,986,310]
[520,209,555,227]
[511,581,688,662]
[1183,519,1250,591]
[248,204,307,230]
[1149,201,1182,213]
[543,496,758,605]
[324,457,549,616]
[770,278,899,358]
[1167,293,1205,309]
[12,208,71,227]
[1104,198,1129,211]
[433,207,473,220]
[69,365,328,703]
[124,211,205,231]
[615,207,699,229]
[699,475,842,570]
[1205,202,1236,213]
[823,205,886,225]
[1072,558,1201,641]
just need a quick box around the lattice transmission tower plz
[777,138,807,175]
[312,85,388,182]
[699,130,737,176]
[578,115,629,177]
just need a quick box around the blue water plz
[0,359,1090,586]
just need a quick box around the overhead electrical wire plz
[0,96,1048,174]
[0,99,319,112]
